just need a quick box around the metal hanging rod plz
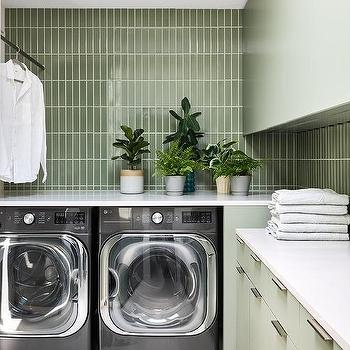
[1,35,45,71]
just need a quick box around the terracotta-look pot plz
[120,169,144,194]
[165,176,186,196]
[231,175,252,196]
[215,176,231,194]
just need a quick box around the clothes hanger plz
[12,48,26,71]
[12,48,26,83]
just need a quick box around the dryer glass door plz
[0,235,88,337]
[100,233,216,336]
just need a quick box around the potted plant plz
[202,139,237,194]
[155,142,202,196]
[163,97,204,192]
[229,150,261,196]
[112,125,150,194]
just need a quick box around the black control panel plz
[182,211,212,224]
[0,208,89,233]
[55,211,86,225]
[100,207,217,233]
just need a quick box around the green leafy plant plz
[155,142,203,177]
[163,97,204,159]
[228,150,261,176]
[111,125,150,169]
[202,139,237,168]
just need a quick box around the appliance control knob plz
[151,212,163,224]
[23,213,35,225]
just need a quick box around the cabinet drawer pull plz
[236,266,245,274]
[271,320,288,338]
[236,237,244,245]
[250,253,261,263]
[307,319,333,342]
[251,287,262,299]
[272,277,287,291]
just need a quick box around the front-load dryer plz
[0,207,92,350]
[99,207,222,350]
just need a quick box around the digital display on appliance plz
[55,212,86,224]
[182,211,212,223]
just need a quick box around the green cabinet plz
[236,233,344,350]
[236,266,251,350]
[223,206,270,350]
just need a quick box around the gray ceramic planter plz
[231,175,252,196]
[165,176,186,196]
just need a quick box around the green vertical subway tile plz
[43,9,51,27]
[30,8,38,27]
[23,9,30,27]
[36,28,44,53]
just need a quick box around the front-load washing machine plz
[0,207,92,350]
[99,207,222,350]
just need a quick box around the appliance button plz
[23,213,35,225]
[151,212,163,224]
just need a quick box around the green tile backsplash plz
[7,8,345,195]
[296,122,350,195]
[4,8,244,191]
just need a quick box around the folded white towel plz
[272,188,349,206]
[270,211,350,224]
[269,203,348,215]
[268,218,349,233]
[266,228,349,241]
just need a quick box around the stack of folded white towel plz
[266,189,350,241]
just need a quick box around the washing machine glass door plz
[100,233,216,336]
[0,235,88,337]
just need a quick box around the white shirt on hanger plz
[0,59,47,183]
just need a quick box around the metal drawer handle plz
[236,266,245,274]
[250,253,261,263]
[236,237,244,245]
[307,319,333,342]
[251,287,262,299]
[271,320,288,338]
[272,277,287,291]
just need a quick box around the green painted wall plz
[5,8,244,191]
[243,0,350,134]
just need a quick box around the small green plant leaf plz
[133,128,144,140]
[186,116,200,132]
[169,110,182,121]
[163,132,179,144]
[190,112,202,118]
[120,125,133,141]
[181,97,191,114]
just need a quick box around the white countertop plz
[236,229,350,350]
[0,190,272,207]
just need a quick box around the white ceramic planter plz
[215,176,231,194]
[165,176,186,196]
[231,175,252,196]
[120,169,144,194]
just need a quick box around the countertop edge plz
[0,200,271,206]
[236,228,350,350]
[0,190,272,206]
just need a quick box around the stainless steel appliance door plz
[100,233,216,336]
[0,234,88,337]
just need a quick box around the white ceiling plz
[3,0,248,9]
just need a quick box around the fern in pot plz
[164,97,204,192]
[202,139,237,194]
[155,142,202,196]
[229,150,261,196]
[112,125,150,194]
